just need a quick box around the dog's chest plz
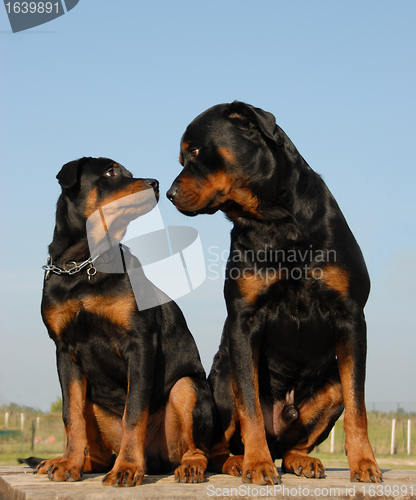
[43,292,137,339]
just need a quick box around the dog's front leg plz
[35,346,88,481]
[335,308,382,483]
[102,336,156,487]
[227,313,281,485]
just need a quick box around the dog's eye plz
[104,167,117,177]
[190,148,199,158]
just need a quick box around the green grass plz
[313,413,416,456]
[308,412,416,471]
[0,404,65,466]
[0,445,64,466]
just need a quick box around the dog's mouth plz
[174,194,228,217]
[167,170,234,215]
[178,209,216,217]
[176,203,220,217]
[103,187,159,215]
[174,189,259,221]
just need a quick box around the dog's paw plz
[174,460,206,483]
[33,457,61,475]
[35,457,83,482]
[222,455,244,477]
[350,459,383,483]
[282,453,325,479]
[242,459,281,485]
[102,463,145,487]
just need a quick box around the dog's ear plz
[56,157,88,188]
[227,101,278,143]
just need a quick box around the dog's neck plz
[48,232,91,265]
[46,193,92,263]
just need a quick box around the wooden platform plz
[0,466,415,499]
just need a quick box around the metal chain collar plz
[42,255,98,281]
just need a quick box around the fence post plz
[330,426,335,453]
[20,413,25,434]
[5,412,9,429]
[31,421,35,452]
[390,418,396,455]
[408,419,412,456]
[36,416,40,432]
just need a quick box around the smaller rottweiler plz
[167,102,382,485]
[34,157,214,486]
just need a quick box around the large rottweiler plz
[167,102,381,485]
[34,157,214,486]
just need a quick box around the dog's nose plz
[144,178,159,191]
[166,184,178,202]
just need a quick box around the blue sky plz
[1,0,415,412]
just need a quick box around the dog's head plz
[167,101,301,220]
[56,157,159,245]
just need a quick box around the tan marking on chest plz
[321,266,349,297]
[44,298,80,336]
[81,295,136,328]
[237,270,283,305]
[44,294,137,336]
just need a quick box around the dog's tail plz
[17,457,44,468]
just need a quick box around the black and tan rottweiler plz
[34,157,214,486]
[167,102,382,485]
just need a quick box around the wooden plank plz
[0,466,415,499]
